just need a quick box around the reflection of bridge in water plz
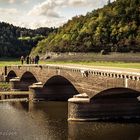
[3,64,140,121]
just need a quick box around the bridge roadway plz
[44,64,140,74]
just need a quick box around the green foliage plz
[0,22,56,57]
[0,82,10,91]
[18,36,31,40]
[32,0,140,55]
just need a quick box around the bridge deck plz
[9,64,140,75]
[45,64,140,75]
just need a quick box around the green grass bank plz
[0,53,140,69]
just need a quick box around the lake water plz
[0,101,140,140]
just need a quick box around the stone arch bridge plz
[3,64,140,101]
[3,64,140,121]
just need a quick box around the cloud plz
[0,8,18,14]
[68,0,93,7]
[0,0,29,4]
[28,0,62,18]
[28,0,93,18]
[9,0,16,3]
[0,0,115,29]
[29,18,66,29]
[8,17,66,29]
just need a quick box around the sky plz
[0,0,114,29]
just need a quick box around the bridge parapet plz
[4,64,140,80]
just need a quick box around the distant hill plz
[0,22,56,57]
[31,0,140,56]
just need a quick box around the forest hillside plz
[0,22,56,57]
[31,0,140,56]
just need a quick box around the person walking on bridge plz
[20,56,24,65]
[35,55,40,64]
[26,55,30,64]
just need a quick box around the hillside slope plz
[31,0,140,56]
[0,22,56,57]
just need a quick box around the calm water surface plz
[0,101,140,140]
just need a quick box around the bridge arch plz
[42,75,79,100]
[20,71,38,91]
[91,87,140,101]
[6,70,17,82]
[20,71,38,82]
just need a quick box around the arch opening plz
[38,75,79,101]
[91,88,140,100]
[20,72,38,91]
[7,71,17,82]
[87,88,140,120]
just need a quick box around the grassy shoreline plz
[0,82,10,92]
[0,60,139,69]
[0,52,140,69]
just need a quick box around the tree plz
[31,0,140,54]
[0,22,56,57]
[108,0,111,5]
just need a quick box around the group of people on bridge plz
[20,55,40,65]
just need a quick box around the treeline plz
[31,0,140,56]
[0,22,56,57]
